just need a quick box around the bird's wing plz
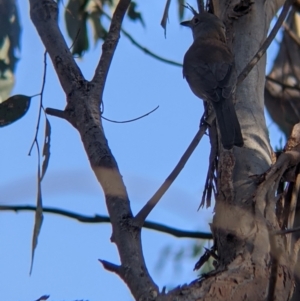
[183,53,218,101]
[183,40,236,102]
[205,61,236,100]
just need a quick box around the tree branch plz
[29,1,159,299]
[92,0,131,104]
[0,205,212,239]
[282,20,300,48]
[237,0,293,85]
[134,112,215,227]
[266,75,300,92]
[29,0,84,95]
[99,259,122,275]
[120,26,182,67]
[45,107,68,120]
[99,8,182,67]
[265,0,289,20]
[276,226,300,235]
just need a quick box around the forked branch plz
[92,0,132,104]
[29,0,158,299]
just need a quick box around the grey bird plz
[181,12,243,149]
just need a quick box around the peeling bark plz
[265,5,300,300]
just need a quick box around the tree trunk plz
[265,5,300,300]
[28,0,297,300]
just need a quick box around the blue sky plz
[0,1,284,300]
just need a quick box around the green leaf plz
[65,0,89,56]
[0,94,31,127]
[161,0,171,38]
[178,0,185,21]
[89,12,108,42]
[127,2,145,27]
[0,0,21,72]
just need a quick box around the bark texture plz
[29,0,297,300]
[29,1,158,300]
[265,5,300,300]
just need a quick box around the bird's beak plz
[180,20,191,27]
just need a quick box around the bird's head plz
[181,12,226,42]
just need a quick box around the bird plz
[181,12,243,149]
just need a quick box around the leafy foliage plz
[127,2,145,27]
[0,0,21,101]
[65,0,89,56]
[64,0,146,57]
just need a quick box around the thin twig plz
[46,105,159,124]
[27,50,48,274]
[99,8,182,67]
[134,113,214,227]
[282,21,300,48]
[68,27,81,52]
[0,205,212,239]
[92,0,132,104]
[28,50,48,155]
[237,0,293,85]
[266,75,300,91]
[194,246,217,271]
[121,26,182,67]
[183,4,198,16]
[45,108,68,120]
[275,226,300,235]
[99,260,122,275]
[30,93,42,98]
[101,105,159,123]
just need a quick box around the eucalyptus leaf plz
[161,0,171,38]
[89,12,108,42]
[178,0,185,20]
[127,2,145,28]
[30,164,43,275]
[65,0,89,56]
[0,94,31,127]
[41,118,51,181]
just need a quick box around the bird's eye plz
[193,18,199,24]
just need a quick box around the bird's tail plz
[211,97,243,150]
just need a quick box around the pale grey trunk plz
[28,0,295,300]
